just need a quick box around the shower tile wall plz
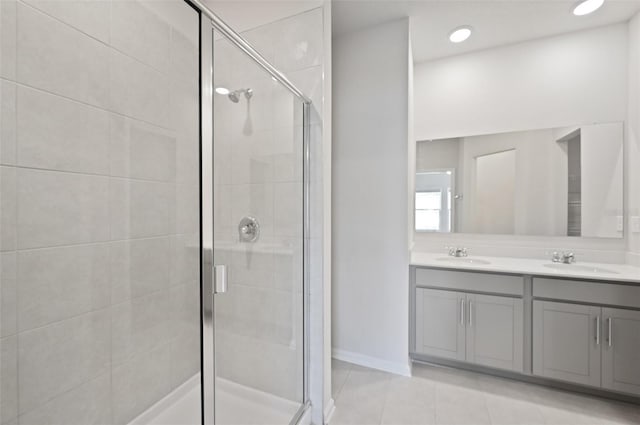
[212,7,324,403]
[0,1,200,424]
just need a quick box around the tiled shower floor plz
[330,360,640,425]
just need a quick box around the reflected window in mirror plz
[415,170,454,232]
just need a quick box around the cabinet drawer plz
[533,278,640,310]
[415,268,524,296]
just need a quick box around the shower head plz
[228,88,253,103]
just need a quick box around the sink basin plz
[436,257,491,265]
[543,263,619,275]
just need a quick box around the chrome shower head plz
[228,88,252,103]
[228,91,240,103]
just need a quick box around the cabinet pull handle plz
[460,299,465,325]
[595,316,600,345]
[468,300,473,326]
[607,317,612,347]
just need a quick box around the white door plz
[602,307,640,396]
[415,288,466,361]
[466,294,524,372]
[533,301,601,387]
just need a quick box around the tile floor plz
[330,360,640,425]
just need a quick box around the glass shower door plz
[209,27,306,425]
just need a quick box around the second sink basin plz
[436,257,491,265]
[543,263,619,275]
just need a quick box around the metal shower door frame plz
[196,2,312,424]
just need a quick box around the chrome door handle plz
[607,317,612,347]
[595,316,600,345]
[214,265,228,294]
[460,299,465,325]
[468,300,473,326]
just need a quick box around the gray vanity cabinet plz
[602,308,640,396]
[466,294,524,372]
[412,266,640,400]
[415,288,466,361]
[414,286,524,372]
[532,300,601,387]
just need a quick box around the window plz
[415,191,442,231]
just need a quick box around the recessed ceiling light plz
[573,0,604,16]
[449,26,472,43]
[215,87,230,95]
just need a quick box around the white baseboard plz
[323,398,335,425]
[332,348,411,377]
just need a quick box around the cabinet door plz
[602,308,640,396]
[466,294,524,372]
[415,288,466,361]
[533,300,601,387]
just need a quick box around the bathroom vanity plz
[409,253,640,400]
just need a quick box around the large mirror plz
[415,122,624,238]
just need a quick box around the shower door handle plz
[214,265,228,294]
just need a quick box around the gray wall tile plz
[169,234,199,287]
[0,252,17,337]
[17,168,109,249]
[18,373,112,425]
[16,4,109,107]
[109,114,177,182]
[111,290,171,366]
[173,182,199,235]
[110,237,170,304]
[109,50,169,127]
[0,80,16,166]
[0,0,17,81]
[170,29,199,91]
[170,332,200,389]
[1,0,202,422]
[110,0,170,73]
[111,343,172,425]
[1,335,18,423]
[17,244,110,332]
[18,310,110,414]
[20,0,110,44]
[109,178,171,240]
[0,166,16,251]
[17,86,109,174]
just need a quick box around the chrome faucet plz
[552,251,576,264]
[448,247,468,257]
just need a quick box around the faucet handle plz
[563,252,575,264]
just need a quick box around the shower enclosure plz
[0,0,311,424]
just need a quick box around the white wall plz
[332,18,412,375]
[414,23,628,141]
[628,12,640,266]
[412,23,630,263]
[458,130,566,237]
[474,149,517,234]
[581,123,624,238]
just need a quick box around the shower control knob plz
[238,216,260,242]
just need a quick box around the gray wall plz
[0,1,200,424]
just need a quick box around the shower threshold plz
[128,374,303,425]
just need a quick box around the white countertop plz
[411,252,640,284]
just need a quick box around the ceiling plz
[332,0,640,63]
